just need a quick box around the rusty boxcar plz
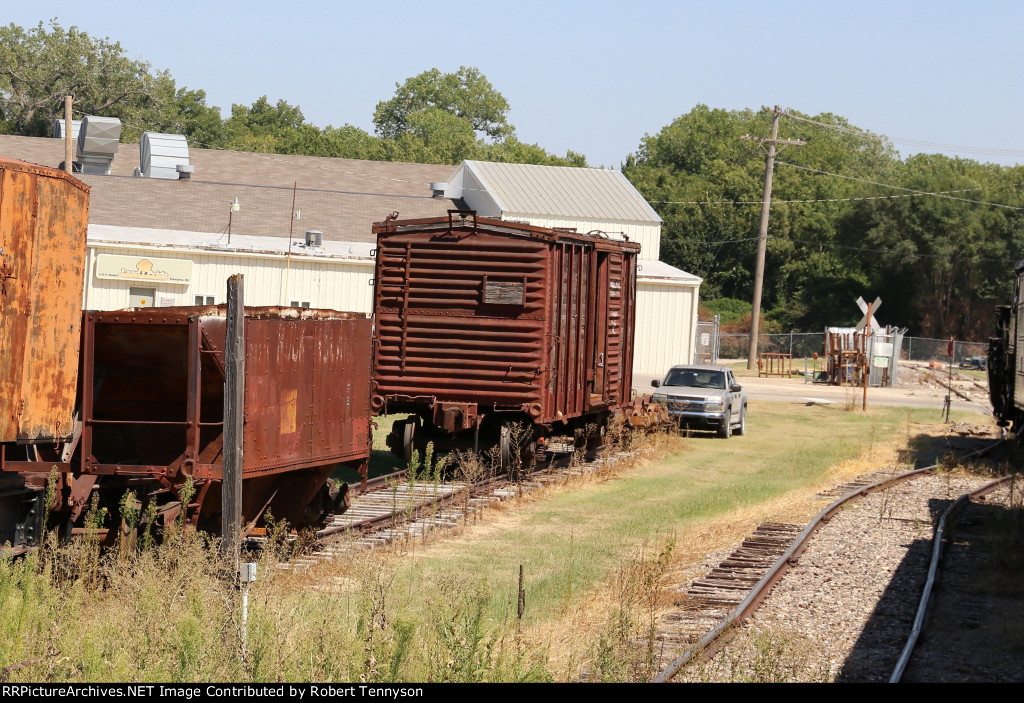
[0,156,88,548]
[0,156,88,445]
[2,305,372,547]
[370,211,641,464]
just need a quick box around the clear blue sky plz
[9,1,1024,168]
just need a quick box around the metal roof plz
[637,259,702,284]
[88,224,375,260]
[456,160,662,224]
[0,135,454,244]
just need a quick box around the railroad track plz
[653,432,1009,683]
[270,445,641,570]
[891,475,1019,682]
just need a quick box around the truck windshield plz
[664,369,725,389]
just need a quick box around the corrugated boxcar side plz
[374,231,549,410]
[373,217,640,427]
[0,158,88,443]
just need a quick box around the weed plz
[690,627,833,683]
[423,573,551,682]
[588,540,674,682]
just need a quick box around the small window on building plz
[194,295,215,305]
[290,300,311,309]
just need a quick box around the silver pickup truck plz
[650,364,748,438]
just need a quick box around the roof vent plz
[430,181,448,198]
[52,118,81,141]
[139,132,191,179]
[304,230,322,247]
[75,115,121,175]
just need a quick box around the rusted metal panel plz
[67,305,371,528]
[0,156,89,444]
[371,212,641,434]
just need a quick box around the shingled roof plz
[0,135,455,244]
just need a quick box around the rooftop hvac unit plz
[52,118,82,141]
[75,116,121,175]
[139,132,191,179]
[305,230,322,247]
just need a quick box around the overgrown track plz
[271,441,647,570]
[654,433,1008,683]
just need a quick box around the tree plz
[223,96,307,152]
[0,20,160,136]
[373,67,512,141]
[624,105,908,330]
[146,79,227,148]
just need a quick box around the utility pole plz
[741,106,805,370]
[63,96,73,173]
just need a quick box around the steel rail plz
[653,435,1006,683]
[889,473,1014,683]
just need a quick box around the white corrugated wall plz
[633,279,700,375]
[83,243,374,313]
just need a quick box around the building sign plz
[873,342,894,357]
[873,356,890,368]
[96,254,192,285]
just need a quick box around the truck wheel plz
[718,415,732,439]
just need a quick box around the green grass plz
[388,402,979,629]
[332,414,414,485]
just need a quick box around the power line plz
[777,160,1024,211]
[648,183,1024,206]
[781,111,1024,159]
[98,109,1024,214]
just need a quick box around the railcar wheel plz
[586,422,607,452]
[499,425,513,471]
[402,420,416,465]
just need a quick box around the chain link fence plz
[714,332,987,365]
[718,332,823,361]
[903,337,987,365]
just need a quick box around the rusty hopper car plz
[370,211,641,463]
[1,306,372,547]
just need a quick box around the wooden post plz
[221,275,245,568]
[517,564,526,620]
[863,302,871,411]
[741,107,805,370]
[64,96,73,173]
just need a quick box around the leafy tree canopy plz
[0,20,157,136]
[0,23,584,168]
[625,104,1024,338]
[373,66,512,141]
